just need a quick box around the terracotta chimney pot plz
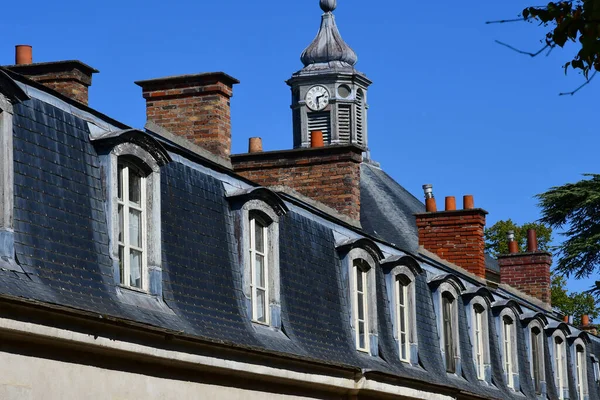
[249,137,263,153]
[422,184,437,212]
[463,195,475,210]
[445,196,456,211]
[563,315,570,323]
[527,229,538,252]
[507,230,519,254]
[582,314,590,327]
[15,45,32,65]
[311,131,324,148]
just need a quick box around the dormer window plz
[442,292,458,373]
[249,215,269,324]
[571,337,589,400]
[92,129,171,296]
[383,257,420,365]
[530,326,544,395]
[337,240,382,357]
[226,187,288,330]
[502,315,517,389]
[353,259,370,352]
[472,304,487,380]
[553,334,568,399]
[117,161,147,289]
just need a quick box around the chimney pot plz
[564,315,570,323]
[582,314,590,327]
[248,137,263,153]
[445,196,456,211]
[507,230,519,254]
[422,184,437,212]
[15,45,32,65]
[463,195,475,210]
[311,131,324,148]
[527,229,538,252]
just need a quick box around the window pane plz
[399,307,406,332]
[358,321,366,349]
[254,221,264,253]
[400,333,407,359]
[129,209,142,248]
[356,268,363,292]
[118,205,124,243]
[129,168,142,205]
[255,254,265,287]
[118,245,124,282]
[256,289,267,322]
[130,249,142,288]
[357,293,364,320]
[117,164,124,200]
[397,282,405,305]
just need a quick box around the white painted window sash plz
[353,264,369,352]
[474,309,485,380]
[504,319,514,388]
[250,218,269,324]
[576,348,585,400]
[117,163,147,290]
[395,279,410,362]
[556,339,565,399]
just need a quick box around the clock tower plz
[287,0,372,151]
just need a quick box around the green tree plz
[484,219,552,257]
[522,1,600,79]
[537,174,600,279]
[551,275,599,322]
[486,219,600,321]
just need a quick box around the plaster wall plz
[0,350,318,400]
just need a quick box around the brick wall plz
[136,73,239,160]
[231,145,363,220]
[415,209,487,278]
[7,61,98,105]
[498,252,551,305]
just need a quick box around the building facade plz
[0,1,598,399]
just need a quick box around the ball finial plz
[320,0,337,12]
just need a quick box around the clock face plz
[305,85,330,111]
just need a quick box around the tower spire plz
[300,0,358,71]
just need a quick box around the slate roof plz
[1,76,599,400]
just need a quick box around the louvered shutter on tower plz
[307,112,331,144]
[338,105,352,143]
[356,90,365,146]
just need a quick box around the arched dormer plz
[382,255,422,364]
[429,274,465,375]
[227,187,288,329]
[492,300,523,391]
[337,237,382,356]
[546,322,572,399]
[463,287,494,383]
[570,332,591,400]
[521,312,549,397]
[93,129,171,295]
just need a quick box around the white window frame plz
[353,259,370,353]
[344,247,378,356]
[467,296,491,382]
[592,356,600,383]
[551,330,569,400]
[496,308,520,391]
[0,96,14,262]
[117,161,148,290]
[527,321,546,396]
[105,143,163,295]
[249,215,269,325]
[572,338,588,400]
[234,198,282,329]
[395,276,410,362]
[385,262,419,365]
[433,280,462,375]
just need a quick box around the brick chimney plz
[6,45,98,105]
[231,136,363,221]
[135,72,239,160]
[498,229,551,305]
[415,186,487,278]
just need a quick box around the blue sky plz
[1,0,596,293]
